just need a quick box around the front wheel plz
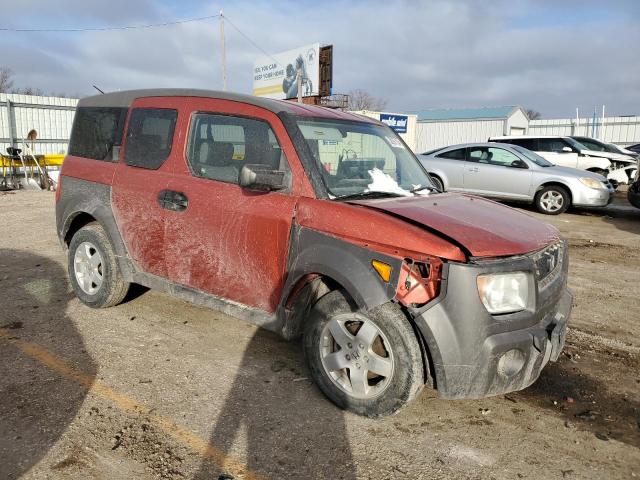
[429,174,444,192]
[534,185,570,215]
[303,290,424,416]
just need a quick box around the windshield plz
[574,137,607,152]
[513,145,554,167]
[606,143,627,154]
[422,147,446,155]
[565,137,589,151]
[296,118,435,198]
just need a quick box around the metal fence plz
[0,93,78,155]
[529,116,640,146]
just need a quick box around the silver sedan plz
[419,142,614,215]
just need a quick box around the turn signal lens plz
[372,260,392,282]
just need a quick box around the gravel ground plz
[0,190,639,480]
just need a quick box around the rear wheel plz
[303,290,424,416]
[68,223,130,308]
[535,185,570,215]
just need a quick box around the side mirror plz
[239,164,287,191]
[510,159,528,169]
[562,146,573,153]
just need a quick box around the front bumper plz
[411,241,572,399]
[572,185,614,207]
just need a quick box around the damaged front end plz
[406,241,572,399]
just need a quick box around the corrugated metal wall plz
[415,119,505,152]
[0,93,77,155]
[529,116,640,146]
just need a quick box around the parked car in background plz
[420,142,614,214]
[626,143,640,155]
[628,174,640,209]
[570,136,639,160]
[488,135,636,176]
[56,89,572,416]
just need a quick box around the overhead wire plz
[0,14,220,32]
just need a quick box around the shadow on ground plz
[193,329,357,480]
[0,249,97,478]
[514,346,640,448]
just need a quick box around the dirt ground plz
[1,190,639,480]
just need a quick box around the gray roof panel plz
[77,88,374,123]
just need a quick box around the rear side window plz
[436,148,466,160]
[124,108,178,169]
[537,138,571,152]
[503,138,538,150]
[186,113,290,185]
[68,107,127,161]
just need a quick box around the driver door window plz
[538,138,570,153]
[486,147,522,167]
[186,113,290,186]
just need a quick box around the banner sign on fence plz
[379,114,408,133]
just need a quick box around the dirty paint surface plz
[350,193,561,257]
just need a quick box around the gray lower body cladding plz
[412,244,571,399]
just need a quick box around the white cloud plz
[0,0,638,116]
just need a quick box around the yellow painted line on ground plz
[0,328,263,480]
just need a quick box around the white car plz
[488,135,636,177]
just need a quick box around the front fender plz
[280,226,403,312]
[579,156,611,171]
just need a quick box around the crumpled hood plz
[581,149,636,164]
[349,193,560,258]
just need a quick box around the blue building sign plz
[379,113,408,134]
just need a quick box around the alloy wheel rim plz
[540,190,564,212]
[74,241,104,295]
[319,313,394,399]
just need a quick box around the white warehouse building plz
[413,106,529,153]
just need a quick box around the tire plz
[628,180,640,209]
[429,174,444,192]
[67,222,130,308]
[303,290,424,417]
[534,185,570,215]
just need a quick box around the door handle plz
[467,167,479,172]
[158,190,189,212]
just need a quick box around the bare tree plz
[526,109,542,120]
[12,86,44,96]
[0,67,14,93]
[347,89,388,111]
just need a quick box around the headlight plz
[477,272,531,314]
[579,177,603,189]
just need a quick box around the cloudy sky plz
[1,0,638,117]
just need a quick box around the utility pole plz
[296,66,302,103]
[219,10,227,91]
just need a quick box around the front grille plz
[532,241,564,289]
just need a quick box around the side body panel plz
[55,176,136,280]
[295,197,466,262]
[162,97,312,313]
[420,155,466,191]
[110,97,183,278]
[463,163,533,199]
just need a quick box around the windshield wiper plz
[411,185,439,193]
[336,191,407,201]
